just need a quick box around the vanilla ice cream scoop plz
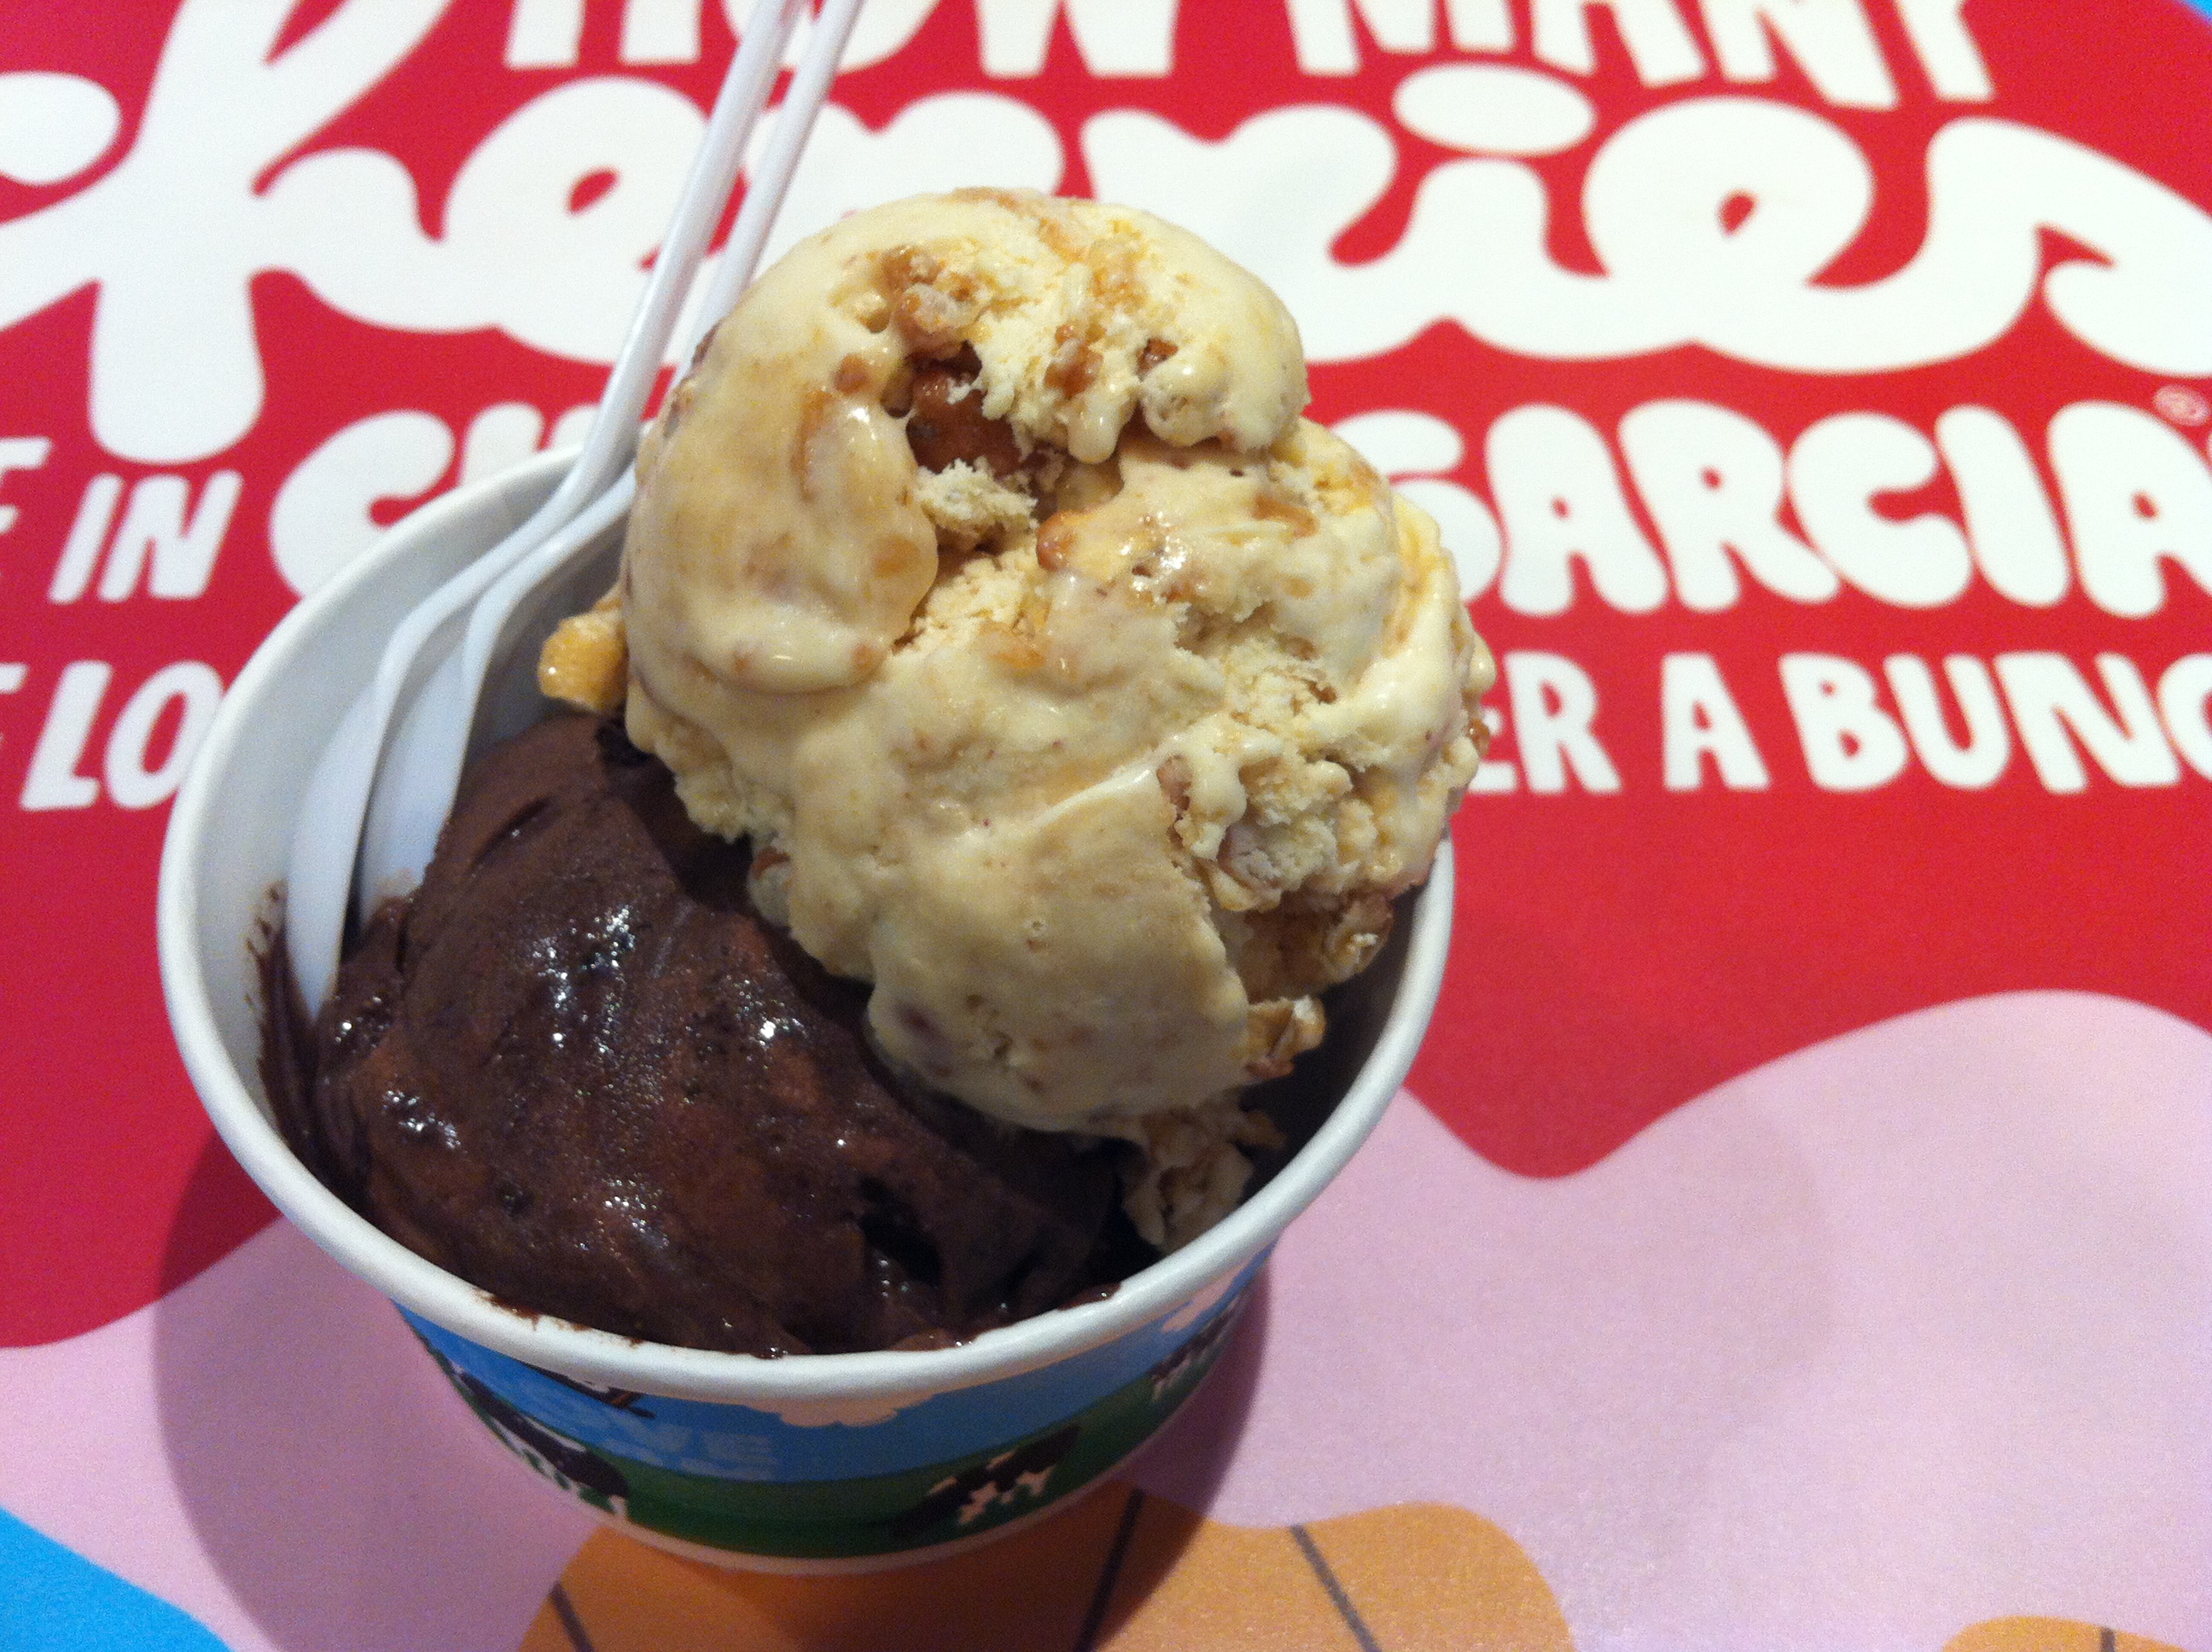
[553,190,1490,1247]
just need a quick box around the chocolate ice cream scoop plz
[270,713,1138,1357]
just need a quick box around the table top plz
[2,2,2208,1648]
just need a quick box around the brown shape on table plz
[516,1486,1575,1652]
[1944,1619,2191,1652]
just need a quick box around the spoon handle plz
[287,0,814,1014]
[445,0,873,829]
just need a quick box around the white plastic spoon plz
[284,0,830,1015]
[434,0,870,871]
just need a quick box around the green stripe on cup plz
[425,1290,1243,1559]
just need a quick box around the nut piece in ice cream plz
[557,190,1491,1248]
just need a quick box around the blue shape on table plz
[0,1508,229,1652]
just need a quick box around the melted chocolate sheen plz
[277,715,1136,1356]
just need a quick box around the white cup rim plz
[158,450,1455,1406]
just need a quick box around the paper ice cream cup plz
[158,451,1456,1570]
